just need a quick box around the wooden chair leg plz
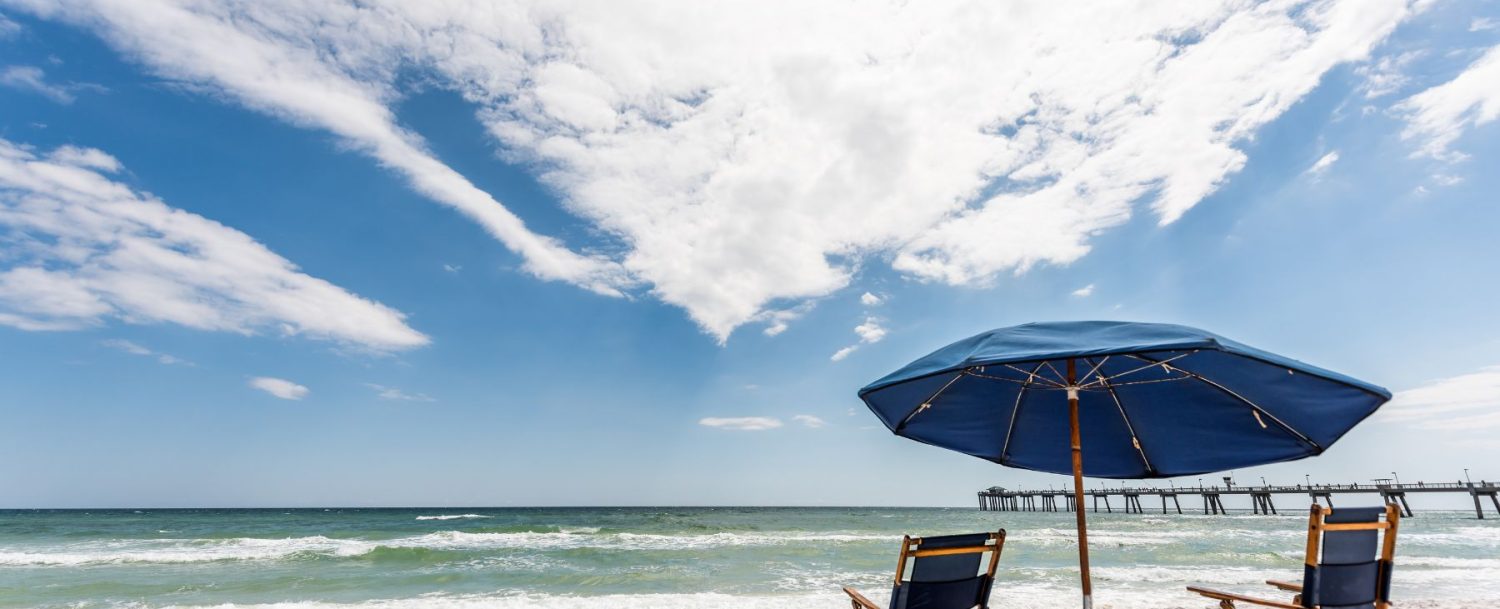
[1219,600,1236,609]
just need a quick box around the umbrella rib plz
[1082,351,1195,387]
[894,372,964,432]
[1000,364,1066,388]
[1078,356,1111,387]
[1041,361,1069,387]
[999,361,1048,462]
[1123,354,1323,453]
[1089,358,1156,475]
[963,370,1039,386]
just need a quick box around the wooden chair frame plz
[1187,504,1400,609]
[844,530,1007,609]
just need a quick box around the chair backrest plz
[889,530,1005,609]
[1301,504,1399,609]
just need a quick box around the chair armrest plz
[1186,586,1303,609]
[842,587,883,609]
[1264,580,1302,593]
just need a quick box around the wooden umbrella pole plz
[1068,358,1093,609]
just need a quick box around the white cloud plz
[0,14,20,38]
[8,0,1423,341]
[756,303,813,338]
[834,316,887,361]
[101,338,190,365]
[0,138,428,350]
[1396,45,1500,161]
[854,317,887,344]
[366,383,435,402]
[1071,284,1095,298]
[792,414,826,428]
[1472,18,1497,32]
[1381,365,1500,430]
[100,338,151,356]
[859,292,883,307]
[1431,173,1463,187]
[249,376,308,400]
[1306,151,1340,178]
[442,264,461,273]
[1355,51,1421,99]
[699,416,782,431]
[0,65,75,103]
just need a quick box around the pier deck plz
[978,479,1500,518]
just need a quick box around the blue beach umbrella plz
[858,321,1390,609]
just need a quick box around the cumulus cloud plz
[792,414,826,428]
[1381,365,1500,430]
[366,383,435,402]
[1071,284,1095,298]
[0,138,427,350]
[6,0,1423,340]
[249,376,308,400]
[1396,45,1500,161]
[854,318,887,344]
[860,292,884,307]
[832,317,887,361]
[699,416,782,431]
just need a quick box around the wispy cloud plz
[1381,365,1500,430]
[756,303,814,338]
[830,346,858,362]
[101,339,190,365]
[1071,284,1095,298]
[0,65,78,103]
[1472,18,1497,32]
[0,14,20,38]
[1396,45,1500,161]
[366,383,435,402]
[249,376,309,400]
[442,264,461,273]
[1355,51,1421,99]
[699,416,782,431]
[6,1,1423,342]
[792,414,826,428]
[0,138,427,350]
[1306,151,1340,178]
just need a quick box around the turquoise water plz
[1,507,1494,608]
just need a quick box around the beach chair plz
[1188,504,1400,609]
[843,530,1005,609]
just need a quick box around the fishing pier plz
[978,477,1500,519]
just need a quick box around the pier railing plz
[977,479,1500,519]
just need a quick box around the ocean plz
[1,507,1494,608]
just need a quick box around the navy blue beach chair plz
[843,530,1005,609]
[1188,504,1400,609]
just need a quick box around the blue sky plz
[2,1,1499,508]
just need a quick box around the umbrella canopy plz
[860,320,1389,478]
[858,320,1390,609]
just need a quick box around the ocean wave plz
[415,514,491,521]
[109,589,1500,609]
[0,535,376,566]
[0,531,895,566]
